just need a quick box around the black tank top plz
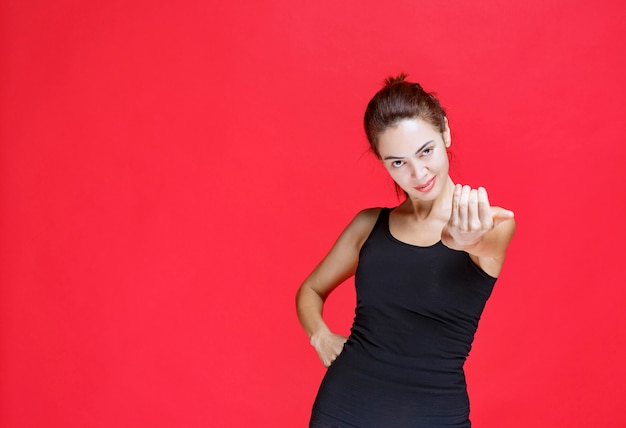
[311,208,497,428]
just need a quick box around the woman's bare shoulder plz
[355,207,383,221]
[352,207,383,227]
[343,207,384,248]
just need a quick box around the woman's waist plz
[332,341,468,400]
[343,337,466,377]
[347,327,470,366]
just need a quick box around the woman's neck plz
[401,177,454,221]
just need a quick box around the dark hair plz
[363,74,447,158]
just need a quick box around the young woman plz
[296,75,516,427]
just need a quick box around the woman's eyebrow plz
[382,141,434,160]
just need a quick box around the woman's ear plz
[443,117,451,148]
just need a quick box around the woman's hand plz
[310,329,348,368]
[443,184,514,249]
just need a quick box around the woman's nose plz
[410,162,428,179]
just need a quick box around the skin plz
[295,117,516,367]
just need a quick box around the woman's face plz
[377,118,451,201]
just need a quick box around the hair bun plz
[384,73,408,86]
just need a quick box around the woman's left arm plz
[441,185,516,276]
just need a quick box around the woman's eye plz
[422,148,433,156]
[391,160,404,168]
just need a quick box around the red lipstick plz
[414,177,436,193]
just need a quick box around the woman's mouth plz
[414,177,436,193]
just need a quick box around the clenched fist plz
[310,329,348,368]
[443,184,514,248]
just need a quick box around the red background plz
[1,1,625,426]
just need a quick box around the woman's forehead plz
[378,119,441,153]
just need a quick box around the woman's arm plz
[441,185,516,277]
[296,208,380,367]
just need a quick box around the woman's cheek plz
[391,170,406,185]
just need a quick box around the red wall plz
[1,1,625,426]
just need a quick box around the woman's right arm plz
[295,208,380,367]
